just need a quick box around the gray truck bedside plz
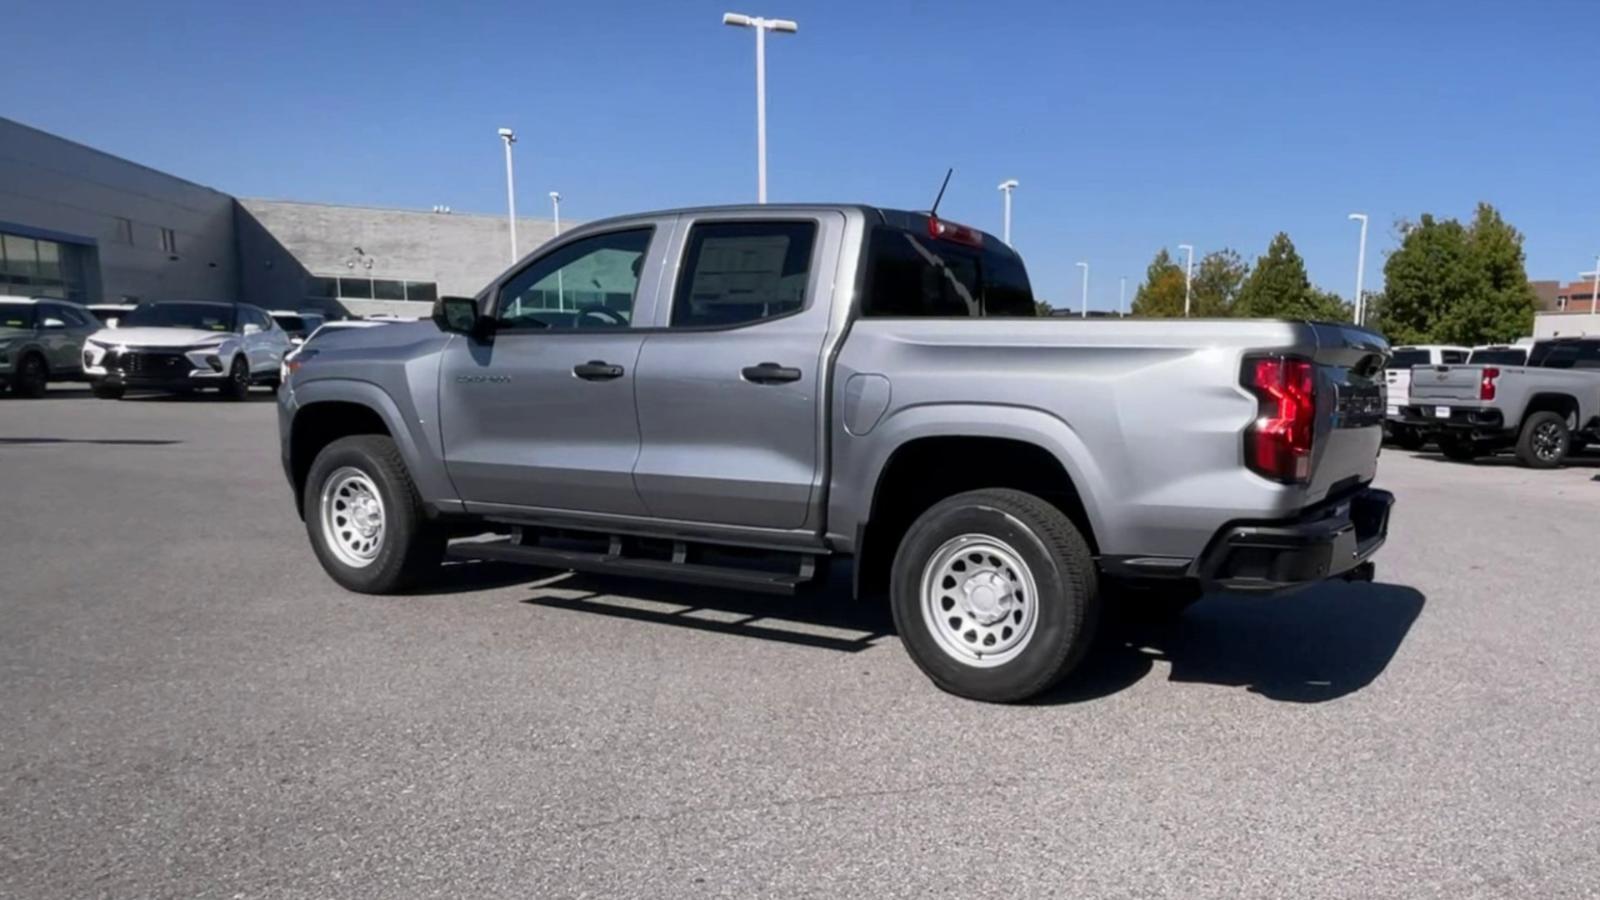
[278,203,1394,703]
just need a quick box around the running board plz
[447,539,817,596]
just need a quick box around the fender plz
[288,377,464,515]
[829,401,1115,554]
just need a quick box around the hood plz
[88,327,234,349]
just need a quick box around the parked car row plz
[1384,337,1600,468]
[0,295,390,400]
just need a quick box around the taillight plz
[927,217,984,247]
[1479,367,1499,401]
[1242,356,1317,484]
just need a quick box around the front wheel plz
[304,435,445,593]
[1516,411,1570,469]
[890,488,1099,703]
[221,356,251,400]
[12,353,48,398]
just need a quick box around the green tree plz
[1189,249,1249,317]
[1130,249,1187,317]
[1380,204,1534,345]
[1233,232,1346,320]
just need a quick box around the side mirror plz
[290,336,305,347]
[105,318,120,329]
[433,295,488,338]
[42,317,66,329]
[243,322,263,336]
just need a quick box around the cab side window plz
[498,228,652,330]
[670,221,817,328]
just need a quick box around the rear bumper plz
[1396,404,1503,432]
[1193,486,1394,592]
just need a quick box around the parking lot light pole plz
[1587,258,1600,314]
[1178,244,1194,317]
[998,179,1018,245]
[723,12,798,204]
[1119,276,1127,317]
[551,192,564,308]
[498,127,517,262]
[1077,262,1090,319]
[1349,213,1370,325]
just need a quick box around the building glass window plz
[0,231,88,301]
[338,277,374,299]
[312,275,439,304]
[159,228,177,254]
[115,217,134,244]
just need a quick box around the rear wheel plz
[12,353,48,398]
[221,356,250,400]
[1438,436,1478,462]
[1516,411,1570,469]
[304,435,445,593]
[890,488,1098,703]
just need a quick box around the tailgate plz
[1305,323,1387,502]
[1408,365,1483,402]
[1384,368,1413,407]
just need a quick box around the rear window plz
[1529,340,1600,369]
[1440,350,1468,364]
[272,314,307,333]
[0,303,37,329]
[863,227,1034,317]
[1389,349,1431,368]
[1467,348,1527,365]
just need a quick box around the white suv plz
[82,300,292,400]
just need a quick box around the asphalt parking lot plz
[4,386,1599,899]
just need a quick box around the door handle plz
[573,360,625,381]
[741,362,802,384]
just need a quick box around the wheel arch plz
[1524,392,1580,426]
[287,379,456,519]
[849,415,1107,601]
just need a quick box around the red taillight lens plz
[1479,366,1499,401]
[1243,356,1316,484]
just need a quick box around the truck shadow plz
[516,565,894,654]
[1037,581,1426,705]
[495,555,1423,703]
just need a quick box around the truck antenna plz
[928,168,953,219]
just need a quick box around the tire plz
[1391,427,1425,451]
[303,434,445,594]
[91,379,125,400]
[1516,411,1570,469]
[221,355,251,400]
[890,488,1099,703]
[12,352,48,398]
[1438,436,1478,462]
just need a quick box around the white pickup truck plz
[1384,344,1469,449]
[1401,337,1600,467]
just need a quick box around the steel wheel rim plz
[319,467,386,568]
[1534,422,1563,460]
[919,533,1040,668]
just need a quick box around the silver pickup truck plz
[1402,337,1600,467]
[277,204,1393,702]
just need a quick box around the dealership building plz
[0,116,563,317]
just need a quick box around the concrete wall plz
[0,117,238,304]
[237,199,568,317]
[1534,312,1600,338]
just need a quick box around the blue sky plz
[8,0,1597,309]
